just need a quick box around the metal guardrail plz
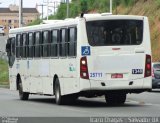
[0,36,8,61]
[0,50,7,61]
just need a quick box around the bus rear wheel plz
[18,82,29,100]
[105,93,126,105]
[54,78,78,105]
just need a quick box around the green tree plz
[28,19,42,26]
[80,0,88,13]
[121,0,134,6]
[70,3,79,17]
[56,3,67,19]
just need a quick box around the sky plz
[0,0,61,18]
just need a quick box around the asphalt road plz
[0,88,160,117]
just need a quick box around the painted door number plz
[90,73,102,78]
[132,69,143,74]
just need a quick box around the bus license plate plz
[111,74,123,79]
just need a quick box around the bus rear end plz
[79,15,151,104]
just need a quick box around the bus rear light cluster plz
[144,54,151,77]
[80,57,89,79]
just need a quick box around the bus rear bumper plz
[79,77,152,93]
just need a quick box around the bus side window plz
[6,38,11,56]
[60,28,68,57]
[51,30,58,57]
[22,33,27,58]
[68,27,77,57]
[20,34,23,58]
[16,34,21,58]
[25,33,29,57]
[6,37,16,67]
[34,32,41,58]
[11,38,16,56]
[28,33,34,58]
[42,31,50,57]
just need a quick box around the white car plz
[0,26,5,36]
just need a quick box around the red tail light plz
[144,54,151,77]
[80,57,89,79]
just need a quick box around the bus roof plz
[9,14,146,34]
[83,14,145,21]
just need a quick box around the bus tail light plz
[80,57,89,79]
[144,54,151,77]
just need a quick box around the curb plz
[0,85,9,88]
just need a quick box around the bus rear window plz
[86,20,143,46]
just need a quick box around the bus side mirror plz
[6,43,11,54]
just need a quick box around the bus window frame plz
[16,34,21,59]
[28,32,34,59]
[68,27,77,57]
[42,30,51,58]
[34,31,42,58]
[22,33,28,59]
[51,29,59,58]
[59,28,68,58]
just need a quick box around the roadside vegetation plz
[48,0,136,19]
[115,0,160,61]
[0,59,9,85]
[27,0,160,61]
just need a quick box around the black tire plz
[54,78,66,105]
[105,93,126,105]
[18,82,29,100]
[54,78,78,105]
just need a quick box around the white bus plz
[6,14,152,105]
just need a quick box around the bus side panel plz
[50,59,79,96]
[76,19,92,92]
[142,17,151,55]
[21,75,30,92]
[26,60,42,94]
[9,69,17,90]
[19,60,30,93]
[79,79,91,91]
[42,77,53,95]
[59,78,78,95]
[9,60,18,91]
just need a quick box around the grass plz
[0,59,9,85]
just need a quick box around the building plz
[0,4,40,34]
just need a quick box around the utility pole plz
[53,2,56,15]
[110,0,112,14]
[47,0,49,20]
[42,4,44,19]
[45,0,53,20]
[66,0,69,18]
[19,0,23,27]
[43,0,59,18]
[37,4,45,19]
